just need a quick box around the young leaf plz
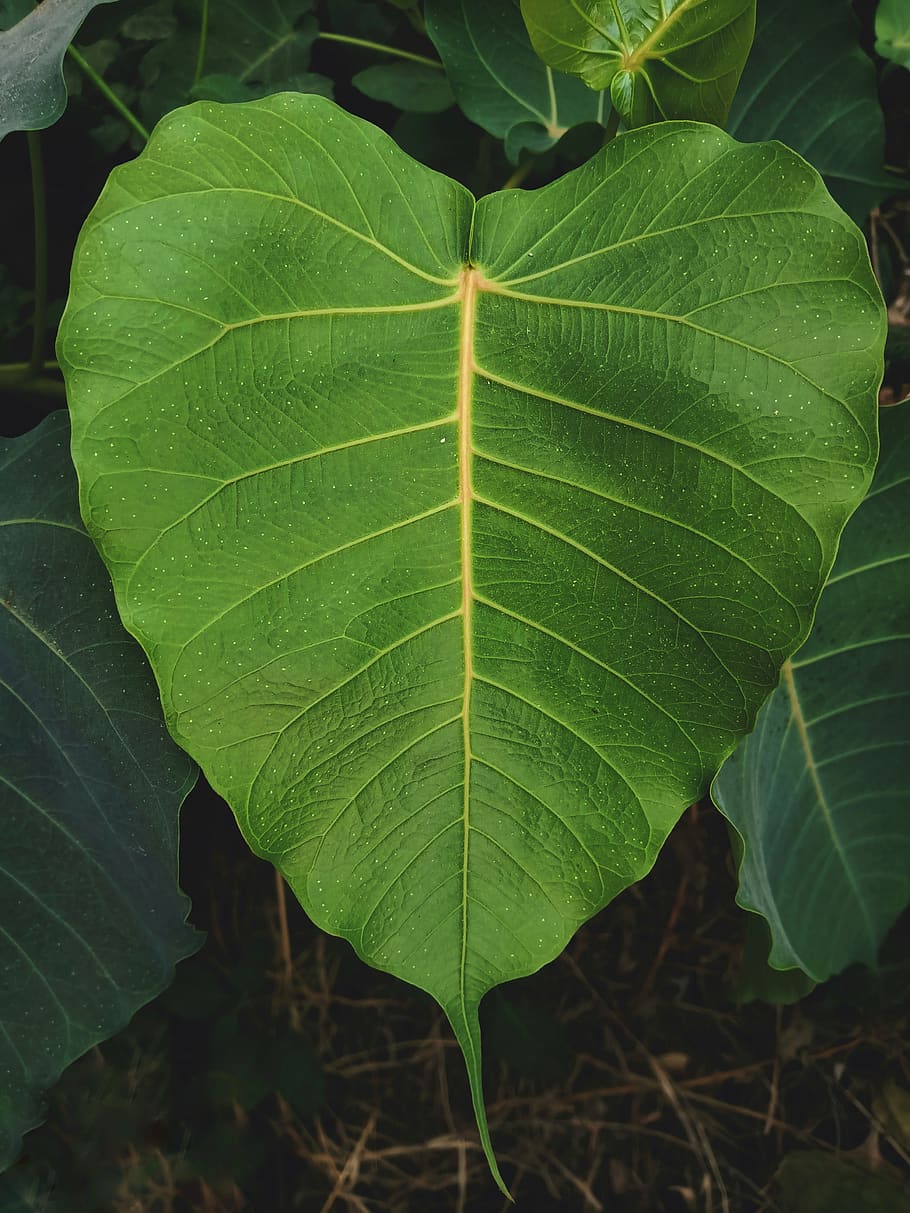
[713,405,910,983]
[519,0,756,127]
[876,0,910,72]
[0,0,118,142]
[0,413,200,1170]
[59,94,883,1188]
[425,0,606,163]
[727,0,902,224]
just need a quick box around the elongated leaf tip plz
[448,999,513,1199]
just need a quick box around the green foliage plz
[425,0,606,161]
[0,0,117,141]
[0,414,200,1170]
[138,0,328,124]
[713,404,910,982]
[520,0,756,127]
[877,0,910,73]
[58,91,884,1186]
[1,0,908,1194]
[727,0,900,223]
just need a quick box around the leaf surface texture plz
[59,95,883,1184]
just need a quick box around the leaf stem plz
[66,46,150,143]
[316,32,443,69]
[602,107,621,145]
[0,366,66,398]
[193,0,209,90]
[501,158,535,190]
[26,131,48,380]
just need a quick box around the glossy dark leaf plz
[727,0,902,223]
[426,0,606,162]
[714,405,910,982]
[0,413,200,1169]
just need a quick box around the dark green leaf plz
[713,405,910,982]
[59,95,883,1189]
[0,413,200,1169]
[353,62,454,113]
[426,0,606,162]
[776,1152,910,1213]
[736,916,816,1005]
[139,0,318,125]
[727,0,902,223]
[0,0,118,141]
[520,0,756,127]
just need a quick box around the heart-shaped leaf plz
[0,0,118,142]
[0,413,200,1170]
[713,404,910,982]
[520,0,756,127]
[59,95,883,1188]
[727,0,902,225]
[425,0,606,162]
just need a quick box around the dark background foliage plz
[1,0,909,1209]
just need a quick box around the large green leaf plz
[58,95,883,1188]
[425,0,606,162]
[0,413,200,1170]
[0,0,117,141]
[519,0,756,127]
[713,404,910,982]
[727,0,900,224]
[876,0,910,73]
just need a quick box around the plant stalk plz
[66,46,150,143]
[193,0,210,90]
[603,106,621,145]
[316,32,442,69]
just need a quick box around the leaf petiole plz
[66,46,150,143]
[317,32,443,69]
[193,0,209,90]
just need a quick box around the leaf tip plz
[447,997,512,1199]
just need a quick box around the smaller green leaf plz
[0,0,118,141]
[876,0,910,72]
[425,0,606,162]
[520,0,756,127]
[713,405,910,983]
[353,61,454,113]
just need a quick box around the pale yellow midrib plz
[781,659,875,944]
[457,267,479,1009]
